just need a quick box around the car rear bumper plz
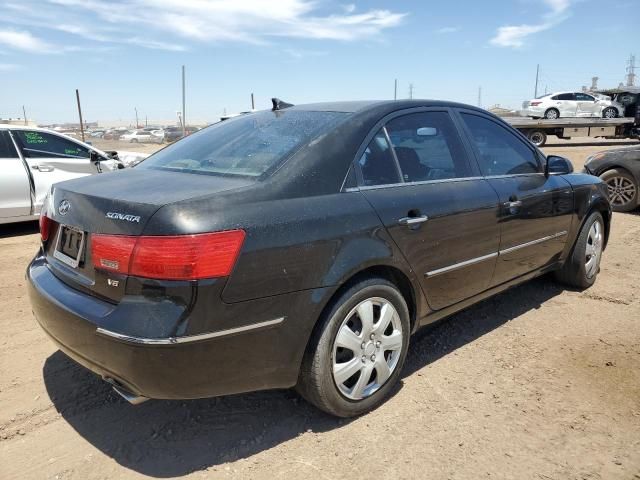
[28,254,329,400]
[520,106,546,117]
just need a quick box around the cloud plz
[435,26,460,34]
[45,0,406,44]
[0,29,54,53]
[0,63,21,71]
[490,0,572,48]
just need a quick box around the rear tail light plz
[91,230,245,280]
[530,101,543,106]
[39,214,52,242]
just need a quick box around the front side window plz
[0,131,18,158]
[138,110,348,177]
[358,129,400,186]
[460,113,540,176]
[385,111,471,182]
[575,93,595,101]
[553,93,575,101]
[14,130,89,159]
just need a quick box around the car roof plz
[287,99,486,114]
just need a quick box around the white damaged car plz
[0,126,147,225]
[521,91,625,119]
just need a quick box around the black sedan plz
[583,145,640,212]
[28,99,611,417]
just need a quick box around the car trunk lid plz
[43,169,252,302]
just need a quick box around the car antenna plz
[272,98,294,111]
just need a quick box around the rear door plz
[575,93,598,117]
[0,130,31,219]
[456,110,573,286]
[356,108,501,311]
[12,130,99,211]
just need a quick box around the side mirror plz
[89,150,101,163]
[545,155,574,176]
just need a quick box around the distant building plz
[487,105,518,117]
[0,117,37,126]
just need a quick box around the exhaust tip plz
[104,377,149,405]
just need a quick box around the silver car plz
[521,91,625,119]
[0,126,123,225]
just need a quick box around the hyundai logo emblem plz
[58,199,71,216]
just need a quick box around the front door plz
[12,130,98,211]
[575,93,598,117]
[356,109,501,311]
[457,110,574,285]
[0,131,31,219]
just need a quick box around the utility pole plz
[626,54,637,86]
[75,89,85,142]
[394,79,398,100]
[145,115,148,127]
[251,93,255,110]
[408,83,414,100]
[534,64,540,98]
[181,65,186,136]
[22,105,27,126]
[134,107,139,128]
[477,86,482,108]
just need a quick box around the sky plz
[0,0,637,125]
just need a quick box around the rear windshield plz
[137,110,348,177]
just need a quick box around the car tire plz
[554,211,605,289]
[602,107,617,119]
[297,278,410,417]
[527,129,547,147]
[544,108,560,120]
[600,168,638,212]
[130,139,138,143]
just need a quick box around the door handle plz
[398,215,429,226]
[32,164,55,172]
[503,200,522,208]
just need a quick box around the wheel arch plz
[299,263,423,373]
[597,164,640,187]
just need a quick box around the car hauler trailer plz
[505,86,640,147]
[505,116,638,147]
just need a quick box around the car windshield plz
[137,110,348,178]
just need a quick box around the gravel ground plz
[1,139,639,480]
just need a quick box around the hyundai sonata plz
[28,99,611,417]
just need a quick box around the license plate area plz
[53,225,86,268]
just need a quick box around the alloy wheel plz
[603,108,617,119]
[545,109,559,120]
[332,297,403,400]
[605,176,636,208]
[585,220,603,279]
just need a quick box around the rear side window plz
[575,93,595,101]
[358,129,400,186]
[14,130,89,159]
[460,113,540,176]
[386,111,471,182]
[138,110,348,178]
[552,93,575,101]
[0,131,18,158]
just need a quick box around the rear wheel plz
[544,108,560,120]
[555,212,604,289]
[602,107,617,119]
[527,129,547,147]
[600,168,638,212]
[297,278,410,417]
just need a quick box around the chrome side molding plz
[96,317,285,345]
[424,231,568,278]
[499,231,567,256]
[425,252,498,278]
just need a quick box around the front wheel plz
[600,168,638,212]
[297,278,410,417]
[555,212,605,289]
[602,107,617,119]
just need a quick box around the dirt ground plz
[1,139,639,480]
